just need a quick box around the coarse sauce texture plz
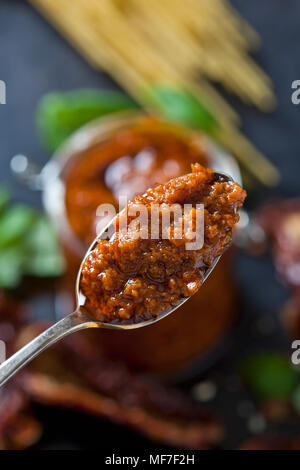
[80,164,246,324]
[64,116,209,245]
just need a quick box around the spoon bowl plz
[0,172,233,387]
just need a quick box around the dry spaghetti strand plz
[29,0,279,186]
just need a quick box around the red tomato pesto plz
[64,116,209,246]
[80,164,246,324]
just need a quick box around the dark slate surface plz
[0,0,299,450]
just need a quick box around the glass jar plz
[41,111,242,377]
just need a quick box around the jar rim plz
[42,110,242,258]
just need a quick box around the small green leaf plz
[24,216,59,253]
[240,353,298,400]
[24,252,64,277]
[0,186,10,213]
[0,246,24,289]
[23,216,65,277]
[0,202,64,288]
[0,205,36,248]
[148,85,218,134]
[36,89,139,152]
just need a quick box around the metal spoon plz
[0,172,233,387]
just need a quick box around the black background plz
[0,0,299,450]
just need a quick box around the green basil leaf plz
[24,216,59,253]
[0,205,36,248]
[0,186,10,213]
[149,85,218,134]
[240,353,298,400]
[24,252,64,277]
[0,204,64,288]
[0,246,24,289]
[23,216,65,277]
[36,89,139,152]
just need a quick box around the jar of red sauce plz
[42,112,242,377]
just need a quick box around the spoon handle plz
[0,310,95,388]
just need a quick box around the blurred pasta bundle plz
[30,0,279,186]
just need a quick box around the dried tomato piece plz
[256,199,300,291]
[17,323,223,449]
[0,293,41,449]
[240,435,300,450]
[281,293,300,339]
[0,384,41,450]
